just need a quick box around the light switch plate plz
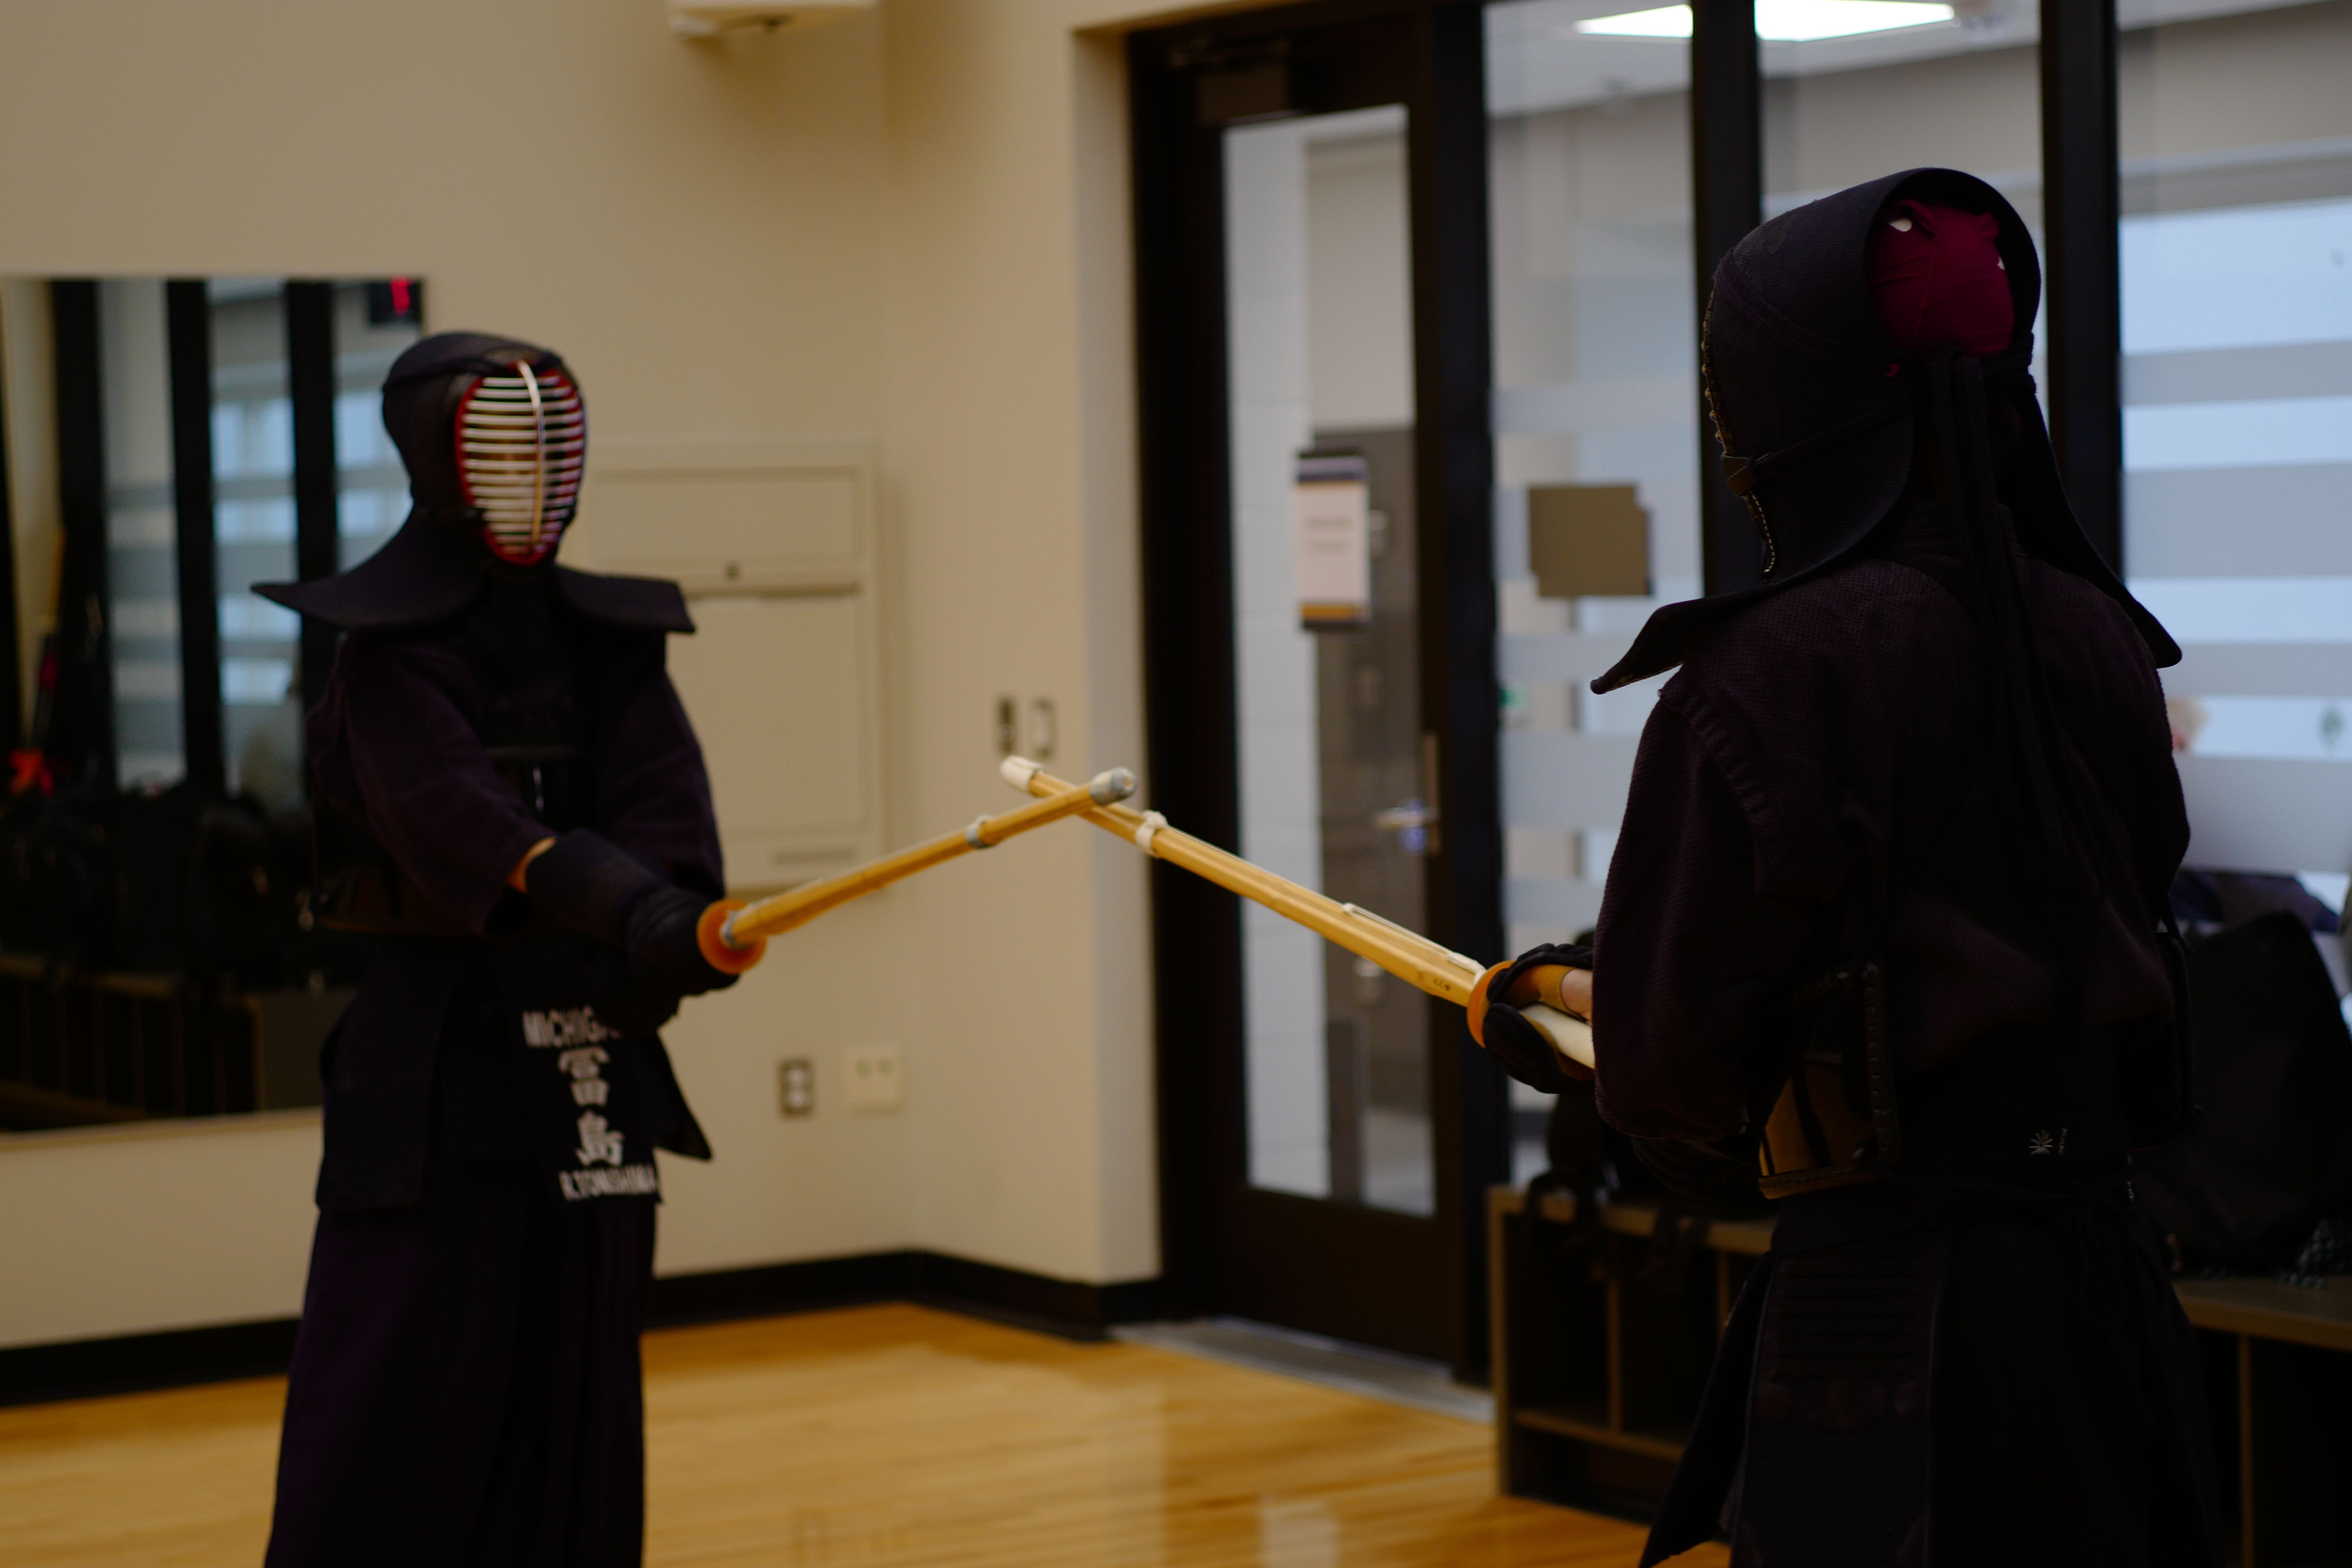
[841,1043,904,1113]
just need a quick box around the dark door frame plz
[46,281,115,793]
[1129,0,1506,1375]
[2040,0,2123,569]
[164,279,224,796]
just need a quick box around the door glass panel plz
[1227,105,1434,1214]
[2118,1,2352,926]
[1484,3,1698,1184]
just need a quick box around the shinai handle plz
[1465,961,1596,1072]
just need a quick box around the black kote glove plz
[523,830,736,997]
[1477,942,1593,1095]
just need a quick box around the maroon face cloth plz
[1867,198,2014,357]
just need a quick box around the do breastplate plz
[316,571,597,935]
[472,578,595,836]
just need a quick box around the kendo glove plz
[1467,942,1593,1096]
[584,946,686,1037]
[523,830,740,997]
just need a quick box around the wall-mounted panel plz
[569,437,885,893]
[666,592,878,889]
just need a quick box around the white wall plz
[873,0,1161,1281]
[0,0,1189,1350]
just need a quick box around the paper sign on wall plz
[1295,453,1371,630]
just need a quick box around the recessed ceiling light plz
[1574,2,1956,43]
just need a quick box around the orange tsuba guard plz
[697,900,767,976]
[1466,961,1513,1047]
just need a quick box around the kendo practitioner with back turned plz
[1474,171,2223,1565]
[256,332,757,1566]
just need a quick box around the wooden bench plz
[1491,1186,2352,1565]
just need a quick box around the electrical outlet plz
[779,1058,814,1117]
[841,1043,905,1113]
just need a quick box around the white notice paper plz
[1294,453,1371,630]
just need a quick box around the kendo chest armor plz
[314,577,595,936]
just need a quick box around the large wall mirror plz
[0,277,422,1131]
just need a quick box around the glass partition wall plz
[1485,1,1698,1180]
[2119,0,2352,939]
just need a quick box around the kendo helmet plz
[381,332,586,568]
[1593,167,2176,694]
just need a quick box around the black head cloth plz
[256,331,690,635]
[1591,167,2178,696]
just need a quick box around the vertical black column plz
[285,282,339,718]
[165,280,223,795]
[1690,0,1763,597]
[2041,0,2123,568]
[0,307,23,751]
[1410,0,1503,1379]
[1130,26,1226,1321]
[47,282,114,792]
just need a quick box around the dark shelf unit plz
[1492,1185,2352,1565]
[1488,1186,1769,1520]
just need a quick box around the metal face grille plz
[454,362,586,564]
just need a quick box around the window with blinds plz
[74,278,421,799]
[2121,0,2352,895]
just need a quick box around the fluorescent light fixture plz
[1575,2,1956,42]
[1573,4,1693,34]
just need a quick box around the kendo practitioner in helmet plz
[1473,171,2223,1565]
[255,332,759,1566]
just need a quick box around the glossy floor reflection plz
[0,1301,1728,1566]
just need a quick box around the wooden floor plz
[0,1303,1728,1566]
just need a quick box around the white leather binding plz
[1520,1002,1595,1070]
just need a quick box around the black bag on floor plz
[2136,909,2352,1272]
[0,785,319,981]
[0,793,114,965]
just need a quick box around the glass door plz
[1132,4,1502,1368]
[1227,105,1435,1218]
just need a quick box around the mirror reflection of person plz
[1477,172,2221,1567]
[256,334,754,1566]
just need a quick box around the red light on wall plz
[365,277,423,327]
